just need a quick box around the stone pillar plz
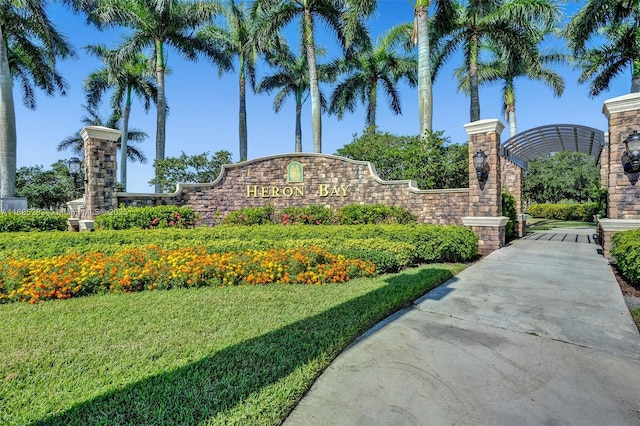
[599,93,640,257]
[79,126,120,230]
[462,119,509,255]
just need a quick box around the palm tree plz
[252,0,375,153]
[58,105,148,164]
[431,0,560,122]
[91,0,229,192]
[0,0,75,198]
[454,40,566,137]
[412,0,456,135]
[256,43,332,152]
[565,0,640,96]
[83,45,157,191]
[199,0,263,162]
[330,23,417,128]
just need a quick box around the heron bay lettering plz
[246,184,351,198]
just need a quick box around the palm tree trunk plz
[304,9,322,153]
[507,107,517,138]
[239,56,248,161]
[415,3,432,136]
[367,80,377,127]
[155,40,167,193]
[120,89,132,191]
[295,89,303,152]
[632,58,640,92]
[0,26,17,198]
[505,82,516,137]
[469,29,481,122]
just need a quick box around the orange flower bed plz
[0,246,376,304]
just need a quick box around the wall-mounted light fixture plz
[623,131,640,173]
[67,157,83,188]
[473,149,488,182]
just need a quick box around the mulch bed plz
[611,266,640,330]
[612,266,640,299]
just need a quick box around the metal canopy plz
[500,124,606,168]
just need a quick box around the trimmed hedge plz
[610,230,640,284]
[95,205,199,230]
[223,204,417,226]
[0,211,68,232]
[527,203,598,222]
[0,224,478,271]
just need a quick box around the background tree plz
[150,150,233,192]
[92,0,228,192]
[523,151,600,204]
[336,127,468,189]
[15,160,83,209]
[431,0,560,122]
[256,43,332,152]
[329,23,417,128]
[0,0,75,197]
[252,0,375,153]
[58,105,148,164]
[84,45,157,190]
[454,39,566,137]
[565,0,640,96]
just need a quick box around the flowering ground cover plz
[0,263,465,425]
[0,245,375,304]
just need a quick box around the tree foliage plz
[15,160,83,209]
[150,151,233,193]
[565,0,640,95]
[336,127,468,190]
[523,151,600,204]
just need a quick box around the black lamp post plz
[622,131,640,173]
[67,157,82,187]
[473,149,488,182]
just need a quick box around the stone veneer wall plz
[603,93,640,220]
[500,158,524,214]
[117,154,470,225]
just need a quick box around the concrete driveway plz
[284,228,640,425]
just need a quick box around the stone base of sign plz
[463,216,510,255]
[67,218,79,232]
[597,218,640,259]
[79,220,95,232]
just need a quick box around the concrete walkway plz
[285,228,640,425]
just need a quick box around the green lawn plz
[526,218,596,232]
[0,263,464,425]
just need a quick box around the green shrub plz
[280,205,335,225]
[611,230,640,284]
[527,202,598,222]
[223,204,417,226]
[0,211,68,232]
[502,191,517,239]
[335,204,417,225]
[222,205,275,225]
[94,205,199,230]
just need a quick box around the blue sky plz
[13,0,630,193]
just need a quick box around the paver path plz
[285,228,640,426]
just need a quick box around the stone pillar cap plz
[463,119,505,136]
[80,126,121,142]
[602,92,640,119]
